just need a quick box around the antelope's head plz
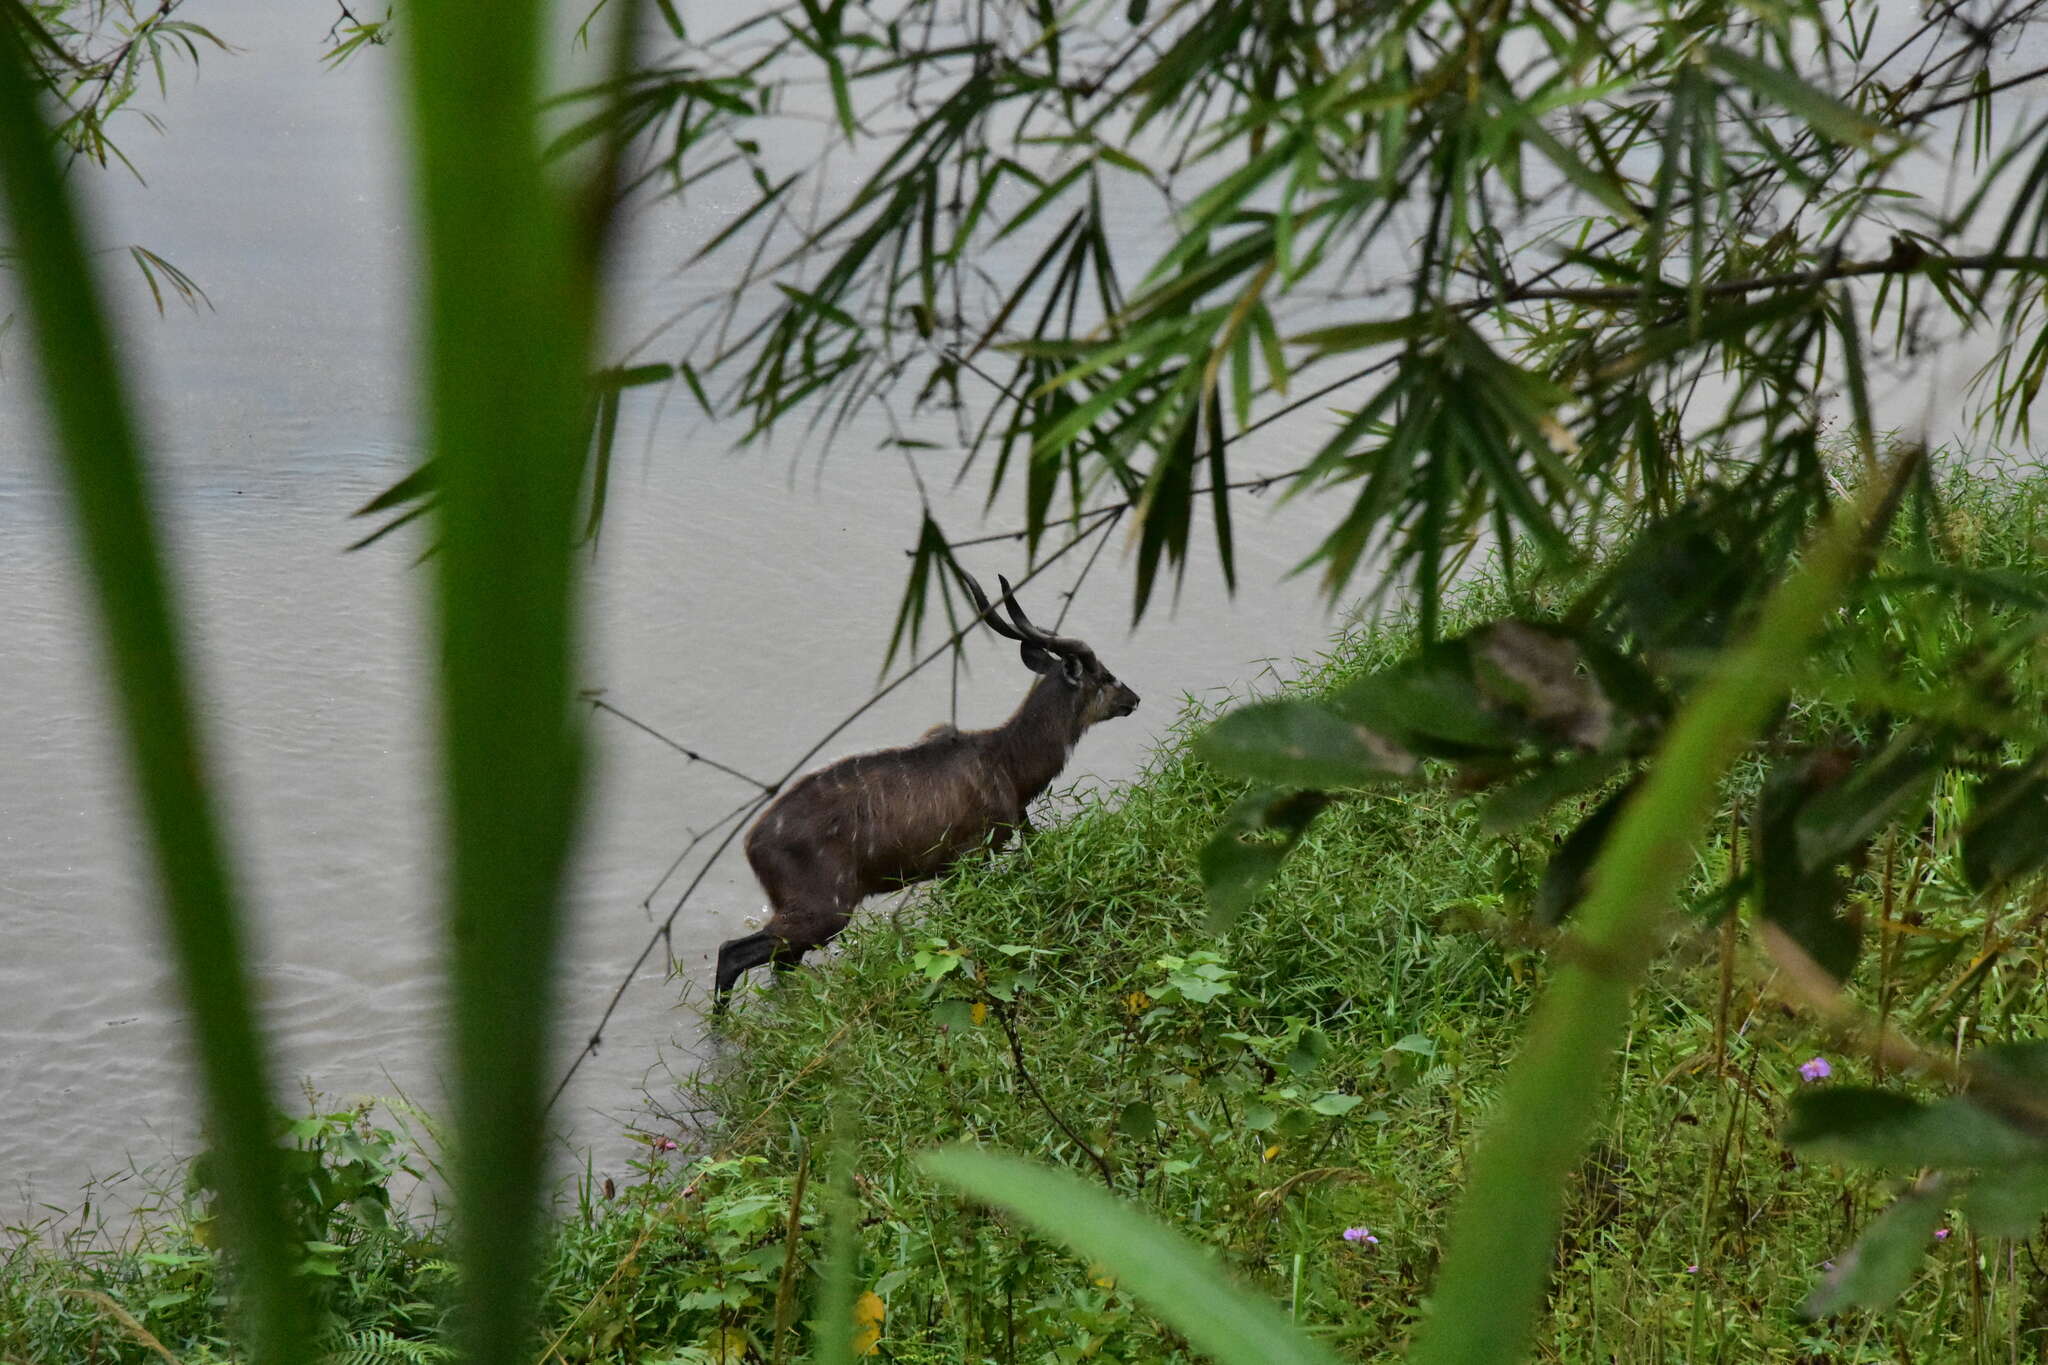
[960,571,1140,727]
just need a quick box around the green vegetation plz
[12,0,2048,1358]
[9,463,2048,1363]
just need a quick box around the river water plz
[0,3,1356,1219]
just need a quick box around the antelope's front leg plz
[988,811,1034,858]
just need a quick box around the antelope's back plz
[748,732,1010,892]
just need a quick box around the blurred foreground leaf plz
[1804,1179,1948,1318]
[0,16,308,1361]
[922,1146,1345,1365]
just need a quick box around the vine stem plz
[1408,450,1917,1365]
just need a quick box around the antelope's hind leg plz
[730,835,857,1008]
[712,910,852,1011]
[713,931,779,1012]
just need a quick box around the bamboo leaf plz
[1706,44,1884,148]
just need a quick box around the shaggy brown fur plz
[713,575,1138,1009]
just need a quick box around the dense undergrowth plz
[7,465,2048,1364]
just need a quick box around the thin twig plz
[1053,505,1123,632]
[1494,251,2048,308]
[587,696,776,791]
[991,999,1114,1189]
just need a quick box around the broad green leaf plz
[1755,763,1859,980]
[1976,1040,2048,1093]
[1199,789,1333,929]
[1962,764,2048,891]
[1118,1101,1159,1141]
[920,1148,1348,1365]
[1793,742,1943,871]
[1533,782,1636,926]
[1169,972,1234,1004]
[1332,641,1522,756]
[1284,1027,1331,1077]
[1961,1160,2048,1239]
[1788,1089,2048,1169]
[1804,1181,1947,1318]
[1479,749,1631,834]
[929,999,976,1031]
[1197,700,1415,789]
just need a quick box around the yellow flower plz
[1124,990,1151,1014]
[970,1001,988,1026]
[853,1290,886,1356]
[1263,1144,1280,1162]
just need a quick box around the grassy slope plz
[6,467,2048,1364]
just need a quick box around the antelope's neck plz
[990,673,1083,801]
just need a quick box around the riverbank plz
[7,463,2047,1362]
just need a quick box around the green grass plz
[7,464,2048,1364]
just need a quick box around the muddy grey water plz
[0,6,1370,1218]
[2,6,2026,1220]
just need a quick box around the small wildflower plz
[652,1136,678,1153]
[1685,1264,1699,1274]
[1342,1227,1379,1245]
[1935,1227,1952,1242]
[1798,1056,1833,1083]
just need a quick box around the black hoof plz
[714,929,779,1012]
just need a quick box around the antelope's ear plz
[1060,654,1085,685]
[1020,641,1058,674]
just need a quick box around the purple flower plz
[1798,1056,1833,1083]
[1685,1264,1699,1274]
[652,1136,678,1154]
[1935,1227,1951,1242]
[1342,1227,1379,1245]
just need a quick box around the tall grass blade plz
[401,1,597,1358]
[813,1133,861,1364]
[0,19,309,1363]
[922,1146,1347,1365]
